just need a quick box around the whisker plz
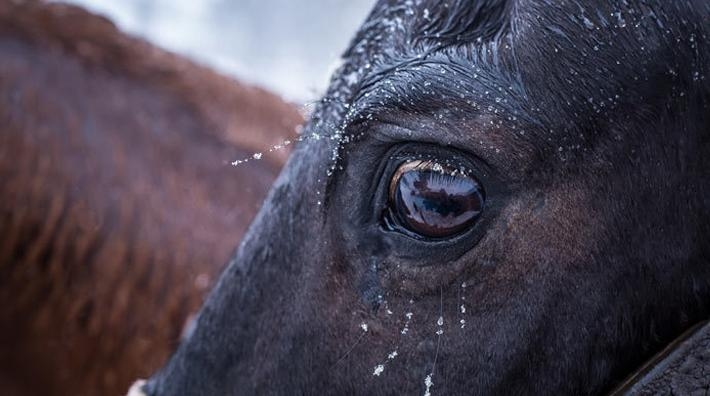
[332,322,369,368]
[371,305,414,378]
[459,281,467,329]
[230,135,303,166]
[424,287,444,396]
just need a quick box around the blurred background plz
[62,0,376,102]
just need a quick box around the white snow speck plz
[373,364,384,376]
[344,72,359,86]
[401,312,413,335]
[424,374,433,396]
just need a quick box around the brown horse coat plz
[0,3,301,395]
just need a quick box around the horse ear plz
[609,320,710,395]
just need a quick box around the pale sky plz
[62,0,375,102]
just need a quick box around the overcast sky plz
[62,0,375,102]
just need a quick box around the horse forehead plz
[344,1,608,95]
[360,0,670,60]
[354,1,683,112]
[364,0,571,43]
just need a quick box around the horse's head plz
[142,1,710,394]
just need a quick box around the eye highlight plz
[384,159,485,239]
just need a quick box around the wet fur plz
[147,1,709,395]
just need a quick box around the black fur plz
[145,1,710,395]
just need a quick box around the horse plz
[141,0,709,394]
[0,2,301,395]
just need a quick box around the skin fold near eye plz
[386,159,485,238]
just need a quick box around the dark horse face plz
[144,1,709,394]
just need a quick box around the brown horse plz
[0,2,301,396]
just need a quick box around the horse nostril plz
[126,379,148,396]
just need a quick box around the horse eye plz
[385,159,485,239]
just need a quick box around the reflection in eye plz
[386,160,485,239]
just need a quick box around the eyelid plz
[389,160,428,200]
[354,116,524,182]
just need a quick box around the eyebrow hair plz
[345,54,534,129]
[332,61,545,175]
